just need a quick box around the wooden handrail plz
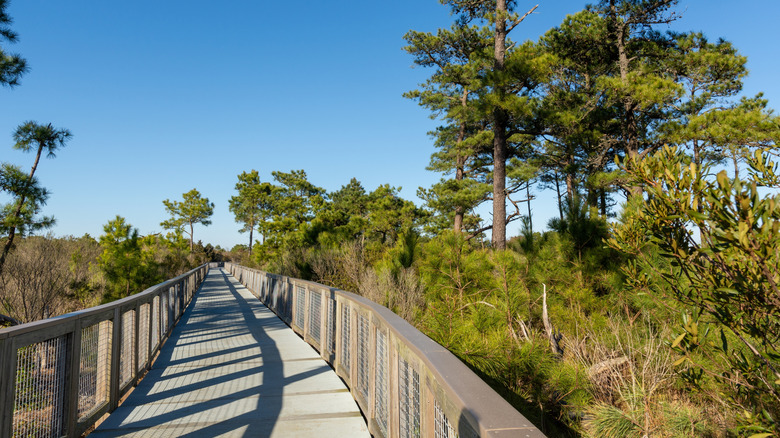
[0,264,209,438]
[225,263,545,438]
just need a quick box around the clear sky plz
[1,0,778,249]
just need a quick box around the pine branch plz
[506,5,539,34]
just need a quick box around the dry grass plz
[358,267,424,322]
[570,319,720,437]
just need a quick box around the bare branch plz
[506,5,539,34]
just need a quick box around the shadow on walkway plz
[90,268,367,437]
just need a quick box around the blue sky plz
[1,0,778,249]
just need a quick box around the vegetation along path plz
[91,268,369,437]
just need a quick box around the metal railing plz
[226,263,546,438]
[0,264,209,438]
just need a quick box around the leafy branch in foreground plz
[609,145,780,434]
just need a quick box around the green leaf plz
[716,287,740,295]
[672,332,687,348]
[747,434,772,438]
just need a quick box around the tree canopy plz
[161,189,214,252]
[0,121,71,277]
[0,0,26,88]
[228,170,274,255]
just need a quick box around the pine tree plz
[161,189,214,252]
[229,170,273,255]
[0,122,71,276]
[538,10,617,214]
[405,24,493,234]
[0,0,27,88]
[409,1,542,248]
[98,216,146,300]
[594,0,682,194]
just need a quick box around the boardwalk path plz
[92,268,369,437]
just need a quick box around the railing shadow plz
[0,264,209,438]
[226,262,548,438]
[92,268,331,437]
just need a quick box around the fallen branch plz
[542,284,564,356]
[588,356,629,379]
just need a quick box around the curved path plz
[91,268,369,437]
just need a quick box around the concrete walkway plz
[91,268,369,437]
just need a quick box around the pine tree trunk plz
[600,190,607,216]
[555,171,563,220]
[491,0,509,250]
[454,90,469,234]
[565,170,575,203]
[615,10,643,198]
[492,122,508,249]
[0,144,44,277]
[526,182,532,233]
[453,157,465,233]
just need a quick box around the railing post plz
[146,298,153,370]
[367,317,377,434]
[334,298,342,371]
[0,337,14,438]
[168,287,174,333]
[388,336,399,438]
[319,290,327,354]
[177,281,183,319]
[349,306,357,397]
[134,301,141,384]
[65,321,83,437]
[176,282,181,320]
[109,307,121,411]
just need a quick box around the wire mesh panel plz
[119,309,136,387]
[341,304,351,373]
[309,291,322,343]
[78,320,112,419]
[434,401,479,438]
[271,278,280,313]
[375,329,389,436]
[269,278,277,309]
[285,282,293,320]
[399,357,421,438]
[278,280,285,316]
[327,298,336,354]
[138,303,149,371]
[277,279,284,315]
[13,336,67,438]
[272,279,283,316]
[357,314,370,402]
[151,295,160,350]
[434,401,458,438]
[161,292,169,336]
[167,287,175,329]
[295,286,306,329]
[173,283,184,316]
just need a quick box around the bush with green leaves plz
[610,146,780,435]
